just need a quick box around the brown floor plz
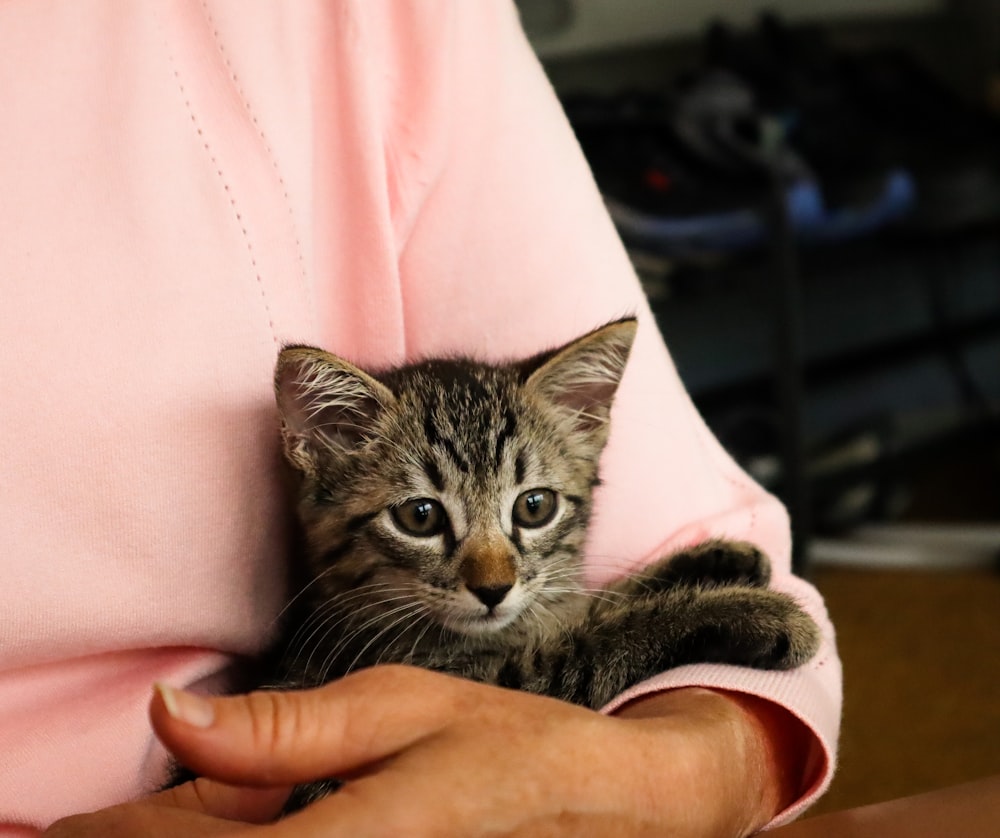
[805,442,1000,815]
[808,564,1000,815]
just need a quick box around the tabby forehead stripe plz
[493,409,517,468]
[422,412,440,446]
[424,458,445,491]
[440,436,470,473]
[423,412,470,473]
[514,451,526,485]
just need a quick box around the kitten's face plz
[275,320,636,642]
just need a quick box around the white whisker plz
[314,596,425,678]
[285,584,416,661]
[336,602,429,679]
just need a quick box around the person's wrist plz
[615,687,810,837]
[719,689,813,819]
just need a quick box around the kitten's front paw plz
[680,588,821,671]
[740,590,821,670]
[649,539,772,590]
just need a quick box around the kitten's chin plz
[440,608,525,637]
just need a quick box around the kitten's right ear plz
[275,346,395,475]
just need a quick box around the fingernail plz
[155,682,215,728]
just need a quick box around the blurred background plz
[518,0,1000,815]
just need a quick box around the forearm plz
[616,687,813,836]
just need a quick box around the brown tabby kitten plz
[270,318,819,808]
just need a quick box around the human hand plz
[45,666,787,837]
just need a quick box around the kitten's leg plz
[532,585,820,709]
[663,586,820,670]
[607,540,772,601]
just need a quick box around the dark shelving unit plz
[646,222,1000,572]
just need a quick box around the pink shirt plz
[0,2,840,831]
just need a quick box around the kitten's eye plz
[512,488,558,528]
[390,498,446,537]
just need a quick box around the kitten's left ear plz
[524,317,637,433]
[275,346,396,475]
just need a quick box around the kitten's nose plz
[469,584,512,609]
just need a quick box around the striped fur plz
[271,319,819,808]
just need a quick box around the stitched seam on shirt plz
[199,1,317,337]
[156,12,279,348]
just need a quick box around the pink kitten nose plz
[469,584,512,609]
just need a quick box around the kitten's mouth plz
[423,581,535,636]
[441,605,524,636]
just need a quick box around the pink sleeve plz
[387,2,841,825]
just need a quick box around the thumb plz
[151,665,469,787]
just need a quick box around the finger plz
[152,778,290,823]
[151,666,475,786]
[42,782,289,838]
[44,804,237,838]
